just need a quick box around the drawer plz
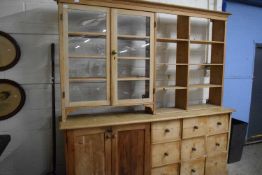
[183,117,207,139]
[180,158,205,175]
[152,142,180,167]
[208,114,229,135]
[181,137,205,161]
[207,133,228,156]
[152,164,179,175]
[206,153,228,175]
[152,120,181,144]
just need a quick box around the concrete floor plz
[228,143,262,175]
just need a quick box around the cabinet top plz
[60,107,234,130]
[57,0,231,20]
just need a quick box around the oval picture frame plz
[0,79,26,120]
[0,31,21,71]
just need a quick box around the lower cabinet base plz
[63,112,231,175]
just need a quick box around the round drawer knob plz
[191,169,196,173]
[192,147,196,151]
[216,143,220,146]
[164,129,170,133]
[164,152,169,156]
[193,126,199,130]
[217,122,222,126]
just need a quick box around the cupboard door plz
[112,124,150,175]
[111,9,154,106]
[66,128,111,175]
[61,4,110,110]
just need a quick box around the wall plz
[0,0,222,175]
[223,1,262,122]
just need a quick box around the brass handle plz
[112,50,117,55]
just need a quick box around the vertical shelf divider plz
[175,15,189,110]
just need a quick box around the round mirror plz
[0,31,21,71]
[0,79,25,120]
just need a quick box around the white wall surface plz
[0,0,222,175]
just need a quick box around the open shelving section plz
[155,13,226,112]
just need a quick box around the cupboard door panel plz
[66,128,111,175]
[112,124,150,175]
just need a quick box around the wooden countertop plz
[60,106,234,130]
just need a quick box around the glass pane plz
[118,15,150,36]
[118,39,150,57]
[68,9,106,33]
[118,60,149,78]
[69,82,107,102]
[189,44,211,64]
[188,88,209,105]
[68,37,106,56]
[157,13,177,38]
[190,17,210,41]
[189,65,210,85]
[118,80,149,100]
[156,90,175,108]
[156,42,176,64]
[156,65,176,87]
[69,58,106,77]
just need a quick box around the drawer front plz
[206,153,228,175]
[152,142,180,167]
[180,158,205,175]
[208,114,229,135]
[151,164,179,175]
[207,133,228,156]
[181,137,205,161]
[183,117,207,139]
[152,120,181,144]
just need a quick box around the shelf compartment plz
[69,77,107,82]
[189,84,222,88]
[156,89,176,108]
[68,32,106,37]
[177,15,189,39]
[118,35,150,40]
[157,13,177,39]
[118,77,150,81]
[118,59,149,78]
[156,42,177,64]
[157,38,189,43]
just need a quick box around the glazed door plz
[60,4,110,109]
[111,124,151,175]
[111,9,154,106]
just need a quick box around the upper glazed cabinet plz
[59,4,154,119]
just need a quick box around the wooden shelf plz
[156,86,187,90]
[118,35,149,40]
[118,57,150,60]
[190,40,224,44]
[156,63,187,66]
[189,84,222,88]
[68,32,106,37]
[157,38,189,43]
[69,77,107,82]
[187,104,221,110]
[69,54,106,59]
[118,77,150,81]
